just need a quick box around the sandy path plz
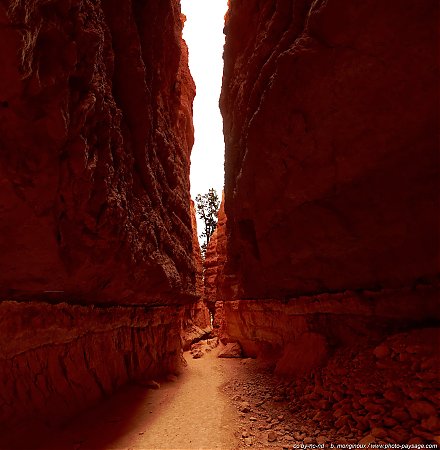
[36,349,240,450]
[134,350,238,450]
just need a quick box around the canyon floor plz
[9,342,327,450]
[27,347,236,450]
[5,332,438,449]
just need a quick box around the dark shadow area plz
[0,382,179,450]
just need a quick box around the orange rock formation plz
[220,0,439,363]
[216,0,440,442]
[0,0,197,428]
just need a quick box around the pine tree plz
[195,188,220,257]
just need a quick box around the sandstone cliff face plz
[218,0,439,436]
[221,0,438,300]
[0,0,196,430]
[182,201,211,349]
[223,285,440,372]
[0,0,195,305]
[190,200,205,299]
[204,195,228,304]
[0,301,182,429]
[203,195,238,336]
[219,0,439,379]
[188,200,210,329]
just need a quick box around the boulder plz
[218,342,243,358]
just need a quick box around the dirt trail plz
[133,349,239,449]
[38,348,240,450]
[20,332,440,450]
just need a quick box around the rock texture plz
[191,200,205,299]
[0,0,196,305]
[0,0,198,432]
[204,195,229,303]
[218,342,243,359]
[224,327,440,447]
[181,201,211,350]
[221,0,438,299]
[223,285,440,370]
[219,0,439,373]
[204,195,237,337]
[204,196,226,335]
[0,301,182,431]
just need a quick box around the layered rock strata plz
[220,0,439,365]
[0,301,182,430]
[224,284,440,374]
[0,0,197,431]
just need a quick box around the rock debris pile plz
[190,338,220,359]
[223,328,439,448]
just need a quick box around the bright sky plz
[181,0,228,202]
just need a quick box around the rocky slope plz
[224,328,440,447]
[0,0,196,430]
[220,0,439,363]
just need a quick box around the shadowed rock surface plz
[220,0,439,364]
[181,201,211,350]
[0,0,196,431]
[0,0,195,305]
[221,0,438,299]
[0,301,182,428]
[0,0,439,447]
[216,0,439,443]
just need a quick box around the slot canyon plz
[0,0,438,448]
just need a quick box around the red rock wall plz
[219,0,440,388]
[221,0,438,300]
[182,201,210,349]
[0,0,195,305]
[188,200,210,329]
[204,195,239,303]
[0,301,182,430]
[204,194,227,304]
[223,285,440,371]
[0,0,197,431]
[219,1,440,441]
[203,195,238,337]
[191,201,205,300]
